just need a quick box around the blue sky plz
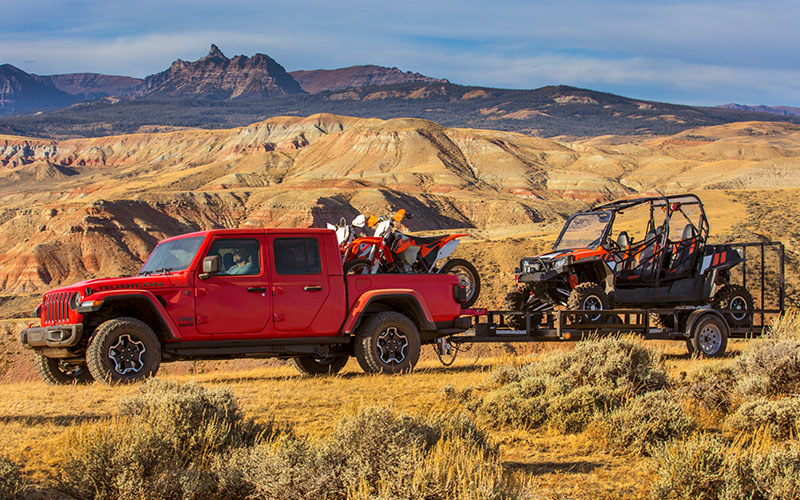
[2,0,798,106]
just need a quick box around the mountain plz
[46,73,143,100]
[141,44,305,99]
[289,65,446,94]
[3,81,800,139]
[0,64,78,115]
[718,103,800,117]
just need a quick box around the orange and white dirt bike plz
[326,214,367,263]
[343,209,481,308]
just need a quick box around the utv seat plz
[662,224,702,281]
[618,229,663,284]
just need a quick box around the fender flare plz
[80,291,181,340]
[685,309,729,339]
[341,290,436,334]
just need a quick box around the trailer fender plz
[684,309,729,339]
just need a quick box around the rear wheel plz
[33,354,93,385]
[567,282,610,324]
[87,317,161,384]
[354,312,420,374]
[290,354,349,375]
[712,285,753,328]
[441,258,481,308]
[344,258,373,275]
[690,314,728,358]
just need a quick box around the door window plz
[206,238,261,276]
[273,238,321,275]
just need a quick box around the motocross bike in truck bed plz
[20,228,475,384]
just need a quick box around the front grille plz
[42,292,70,325]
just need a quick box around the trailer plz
[439,241,785,361]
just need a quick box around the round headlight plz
[68,292,81,311]
[553,257,568,269]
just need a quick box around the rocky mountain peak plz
[207,44,225,59]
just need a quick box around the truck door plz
[194,236,272,336]
[268,235,330,334]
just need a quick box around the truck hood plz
[45,274,177,297]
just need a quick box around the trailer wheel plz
[567,282,609,324]
[87,317,161,384]
[290,354,349,375]
[712,285,753,328]
[33,354,94,385]
[690,314,728,358]
[354,312,420,374]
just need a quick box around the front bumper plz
[20,324,83,349]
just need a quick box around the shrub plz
[727,396,800,440]
[683,365,736,414]
[650,435,800,500]
[57,380,278,500]
[603,390,697,455]
[478,337,666,432]
[735,339,800,397]
[0,456,27,500]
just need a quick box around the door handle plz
[248,287,267,293]
[304,285,323,292]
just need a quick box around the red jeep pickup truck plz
[20,228,473,384]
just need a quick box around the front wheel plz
[354,312,421,374]
[441,258,481,308]
[87,317,161,384]
[290,354,349,375]
[33,354,94,385]
[566,282,610,324]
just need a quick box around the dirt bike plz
[343,209,481,308]
[326,214,367,263]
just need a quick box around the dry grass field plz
[3,329,797,500]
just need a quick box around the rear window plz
[273,238,321,275]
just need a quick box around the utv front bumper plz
[20,324,83,349]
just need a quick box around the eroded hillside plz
[0,114,799,306]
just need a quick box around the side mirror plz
[352,214,367,227]
[199,255,220,280]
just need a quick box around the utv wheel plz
[354,312,421,374]
[33,354,94,385]
[503,289,542,330]
[290,354,349,375]
[690,314,728,358]
[567,282,610,324]
[344,258,372,275]
[712,285,753,328]
[441,259,481,308]
[87,317,161,384]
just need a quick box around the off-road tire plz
[33,354,93,385]
[566,282,610,324]
[712,285,753,328]
[290,354,349,375]
[649,314,674,330]
[87,317,161,384]
[354,312,420,374]
[344,259,372,275]
[690,314,728,358]
[503,289,542,330]
[441,258,481,308]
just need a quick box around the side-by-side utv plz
[498,194,775,355]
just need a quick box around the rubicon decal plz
[98,282,167,291]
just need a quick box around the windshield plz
[139,235,205,275]
[554,211,613,250]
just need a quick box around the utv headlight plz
[552,257,569,270]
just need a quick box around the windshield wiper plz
[155,267,174,275]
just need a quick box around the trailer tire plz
[290,354,349,375]
[712,285,753,328]
[567,282,609,324]
[354,312,420,374]
[690,314,728,358]
[33,354,94,385]
[87,317,161,384]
